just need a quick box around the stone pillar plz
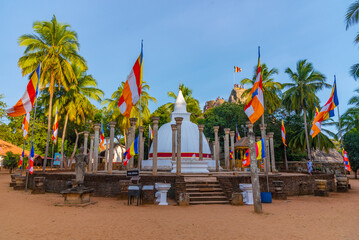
[212,141,216,160]
[152,117,160,176]
[260,123,269,175]
[171,124,177,162]
[129,118,137,169]
[224,128,230,169]
[265,136,271,173]
[108,121,116,174]
[230,131,235,170]
[198,124,205,161]
[175,117,183,176]
[83,131,89,154]
[88,134,94,172]
[246,121,262,213]
[213,126,220,172]
[138,126,144,170]
[93,123,101,174]
[268,132,276,172]
[105,137,110,171]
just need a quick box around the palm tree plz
[282,59,329,160]
[18,15,87,171]
[41,65,103,168]
[340,88,359,133]
[240,63,283,114]
[165,84,202,123]
[103,81,156,146]
[345,1,359,80]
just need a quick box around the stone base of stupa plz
[141,159,217,173]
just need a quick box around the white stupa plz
[142,87,216,173]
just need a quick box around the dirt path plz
[1,171,358,240]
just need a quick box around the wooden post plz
[93,123,101,174]
[198,124,205,161]
[213,126,220,172]
[247,121,262,214]
[175,117,183,176]
[152,117,160,176]
[105,137,110,171]
[108,121,116,174]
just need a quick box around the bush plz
[2,151,20,173]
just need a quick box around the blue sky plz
[0,0,358,124]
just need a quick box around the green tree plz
[340,88,359,134]
[103,81,156,146]
[282,59,329,160]
[18,15,87,170]
[165,84,202,123]
[3,152,20,173]
[345,1,359,80]
[0,94,6,121]
[343,129,359,178]
[240,63,283,114]
[41,65,103,168]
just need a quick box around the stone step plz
[190,200,230,205]
[184,177,217,183]
[189,193,226,197]
[186,188,223,192]
[185,183,220,187]
[190,195,227,199]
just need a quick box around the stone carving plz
[75,147,89,186]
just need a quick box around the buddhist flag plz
[149,124,153,140]
[236,124,241,142]
[22,112,30,139]
[255,138,265,160]
[123,136,139,166]
[51,107,58,144]
[6,64,41,117]
[342,148,351,172]
[281,119,287,146]
[234,66,242,72]
[28,143,34,174]
[19,150,24,169]
[244,47,264,123]
[118,43,143,117]
[310,78,339,138]
[242,149,250,167]
[100,122,105,151]
[230,149,233,159]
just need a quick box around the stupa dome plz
[149,88,211,159]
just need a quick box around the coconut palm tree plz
[345,1,359,80]
[18,15,87,171]
[240,63,283,114]
[165,84,202,123]
[103,81,156,146]
[41,65,103,168]
[340,88,359,133]
[282,59,329,160]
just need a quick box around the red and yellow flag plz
[281,119,287,146]
[51,107,58,144]
[22,112,30,139]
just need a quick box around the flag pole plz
[51,141,54,170]
[20,139,26,176]
[25,96,38,192]
[137,40,143,169]
[335,75,346,177]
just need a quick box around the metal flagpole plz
[137,40,143,169]
[335,75,346,177]
[20,140,26,176]
[25,96,39,192]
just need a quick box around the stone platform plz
[26,170,335,200]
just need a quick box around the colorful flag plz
[307,160,313,174]
[22,112,30,139]
[123,136,139,166]
[236,124,241,142]
[230,149,233,159]
[281,119,287,146]
[100,122,105,151]
[234,66,242,72]
[343,148,351,172]
[51,107,58,144]
[118,44,143,117]
[242,149,250,167]
[19,150,24,169]
[28,144,34,174]
[6,64,41,117]
[255,138,266,160]
[310,78,339,138]
[244,48,264,123]
[149,124,153,140]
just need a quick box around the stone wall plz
[277,161,345,174]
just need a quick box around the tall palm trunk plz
[303,106,311,160]
[61,113,69,169]
[42,73,55,172]
[70,129,81,160]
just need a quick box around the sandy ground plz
[1,170,358,240]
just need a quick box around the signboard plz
[126,169,139,177]
[53,153,61,166]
